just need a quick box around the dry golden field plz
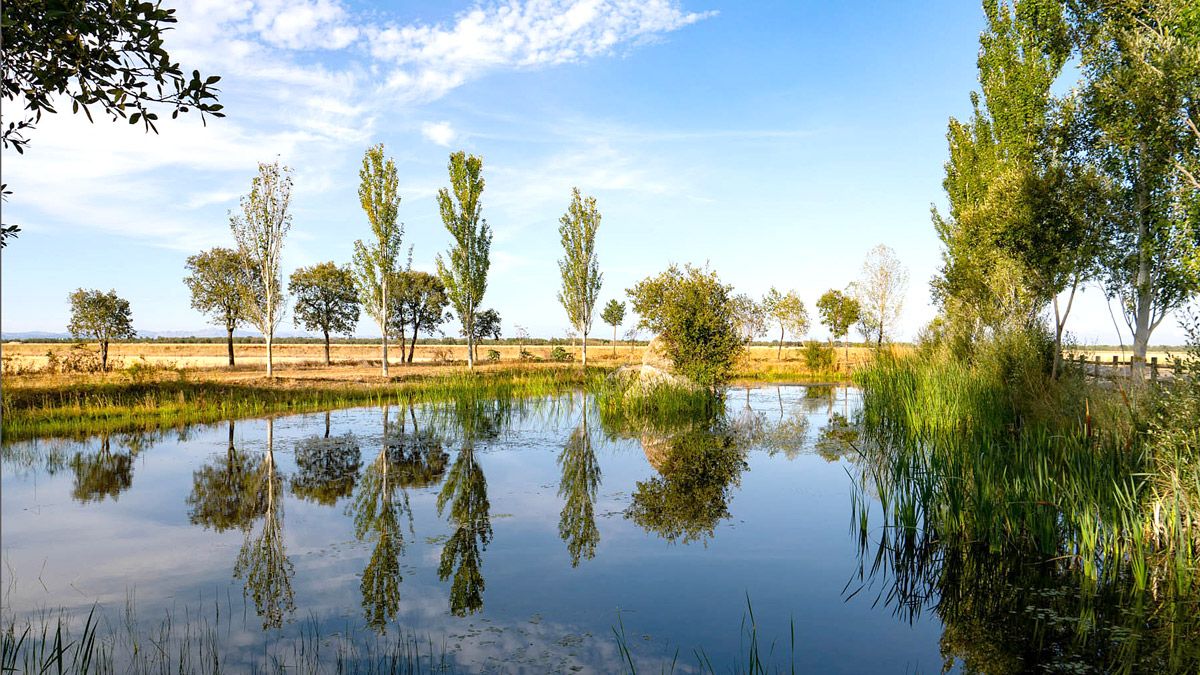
[0,341,883,386]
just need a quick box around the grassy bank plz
[1,367,603,443]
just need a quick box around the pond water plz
[1,385,1194,673]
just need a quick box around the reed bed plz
[852,352,1198,592]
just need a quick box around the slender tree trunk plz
[582,331,588,367]
[408,317,419,363]
[397,322,407,369]
[1131,171,1153,379]
[612,325,617,355]
[777,327,784,361]
[1051,274,1080,380]
[266,332,274,377]
[227,326,236,367]
[466,314,475,370]
[323,328,331,366]
[101,339,109,371]
[324,411,331,438]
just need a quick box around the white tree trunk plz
[582,331,588,367]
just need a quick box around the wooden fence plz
[1063,353,1192,380]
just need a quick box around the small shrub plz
[802,341,835,371]
[549,346,573,362]
[486,349,501,363]
[519,349,539,362]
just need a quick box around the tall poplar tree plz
[352,144,404,377]
[435,151,491,371]
[229,160,292,377]
[557,188,603,367]
[1075,0,1200,372]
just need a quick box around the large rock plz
[641,336,676,373]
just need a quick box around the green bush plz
[801,341,835,371]
[549,346,573,362]
[485,349,501,363]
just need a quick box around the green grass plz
[1,368,604,443]
[852,350,1198,591]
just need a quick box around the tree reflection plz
[291,413,361,506]
[558,403,601,566]
[436,399,493,616]
[351,407,409,631]
[231,418,295,630]
[848,525,1200,673]
[625,421,748,545]
[69,434,134,503]
[186,421,266,531]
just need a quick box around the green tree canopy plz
[289,262,360,365]
[389,269,452,364]
[761,287,810,360]
[627,264,744,389]
[435,151,491,371]
[184,247,251,367]
[557,188,603,366]
[351,143,404,376]
[601,299,626,353]
[67,287,135,370]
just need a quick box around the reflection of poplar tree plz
[557,404,601,566]
[187,421,266,531]
[352,406,409,631]
[70,434,134,503]
[437,443,492,616]
[233,418,295,630]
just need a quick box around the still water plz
[1,386,1189,672]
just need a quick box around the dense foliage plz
[627,264,745,389]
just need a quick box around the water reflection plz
[232,418,295,629]
[557,400,601,566]
[352,407,411,631]
[291,412,361,505]
[624,417,748,545]
[187,421,267,531]
[69,434,134,502]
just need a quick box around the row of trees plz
[932,0,1200,375]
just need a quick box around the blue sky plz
[1,0,1185,345]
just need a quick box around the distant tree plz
[351,143,404,377]
[184,248,250,367]
[289,262,359,365]
[627,264,743,389]
[600,299,626,354]
[229,159,292,377]
[389,270,452,364]
[816,289,862,365]
[67,288,135,370]
[460,308,501,363]
[855,245,909,348]
[436,151,491,371]
[761,287,810,360]
[730,293,767,342]
[557,188,603,366]
[1,0,224,248]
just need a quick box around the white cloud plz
[421,121,458,147]
[366,0,717,100]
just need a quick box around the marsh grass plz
[1,368,603,443]
[852,351,1197,593]
[1,602,452,674]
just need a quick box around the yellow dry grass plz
[0,341,883,387]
